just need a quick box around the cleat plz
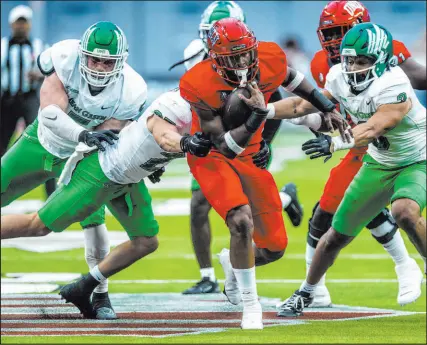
[217,248,241,305]
[281,183,303,227]
[308,285,332,308]
[59,276,96,319]
[395,258,423,306]
[241,302,263,330]
[182,277,220,294]
[276,290,313,317]
[92,292,118,320]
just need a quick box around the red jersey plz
[179,41,288,155]
[310,39,412,88]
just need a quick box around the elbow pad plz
[307,89,335,113]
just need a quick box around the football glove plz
[180,132,212,157]
[78,130,119,152]
[252,139,271,169]
[301,130,333,163]
[148,167,165,184]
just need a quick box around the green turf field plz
[1,134,426,343]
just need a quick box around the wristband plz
[224,132,245,155]
[307,89,335,113]
[266,103,276,119]
[331,135,355,152]
[244,108,269,133]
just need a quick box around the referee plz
[1,5,56,197]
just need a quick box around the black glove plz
[252,139,271,169]
[148,167,165,184]
[180,132,212,157]
[78,130,119,152]
[301,129,333,163]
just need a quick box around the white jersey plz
[37,39,147,159]
[99,90,192,184]
[183,39,207,71]
[325,64,426,167]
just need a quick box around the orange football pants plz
[319,146,368,214]
[188,150,288,252]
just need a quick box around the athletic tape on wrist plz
[331,132,355,152]
[266,103,276,119]
[284,71,304,92]
[224,132,245,155]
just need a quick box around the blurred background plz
[1,0,426,107]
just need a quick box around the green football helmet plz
[340,22,393,92]
[199,1,246,52]
[79,21,128,87]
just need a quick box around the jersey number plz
[140,152,185,172]
[372,136,390,151]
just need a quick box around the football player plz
[1,90,212,319]
[170,1,303,296]
[264,23,426,316]
[179,18,349,329]
[0,21,151,319]
[277,0,426,308]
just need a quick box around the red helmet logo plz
[207,18,259,85]
[317,1,370,62]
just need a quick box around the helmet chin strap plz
[236,69,248,86]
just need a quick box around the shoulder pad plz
[184,39,206,71]
[50,39,80,85]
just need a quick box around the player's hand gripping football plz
[301,129,333,163]
[78,130,119,151]
[252,139,271,169]
[321,109,353,143]
[237,81,268,113]
[148,167,165,184]
[180,132,212,157]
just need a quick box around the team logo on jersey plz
[343,1,365,16]
[397,92,407,103]
[208,27,220,46]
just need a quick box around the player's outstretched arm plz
[351,100,411,148]
[400,58,427,91]
[38,72,87,142]
[148,114,211,157]
[302,100,411,161]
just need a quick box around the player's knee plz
[190,189,211,222]
[30,213,51,237]
[255,248,285,266]
[132,235,159,255]
[307,202,333,249]
[392,199,420,232]
[321,228,351,252]
[226,205,253,239]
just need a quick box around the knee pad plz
[307,202,333,249]
[367,208,398,244]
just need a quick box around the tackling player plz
[271,23,426,316]
[1,90,212,319]
[179,18,349,329]
[0,21,149,319]
[170,1,303,296]
[278,0,426,308]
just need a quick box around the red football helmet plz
[318,1,370,63]
[207,18,259,85]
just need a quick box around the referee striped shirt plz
[1,36,48,97]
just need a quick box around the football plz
[222,87,252,130]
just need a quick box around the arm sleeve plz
[39,104,86,142]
